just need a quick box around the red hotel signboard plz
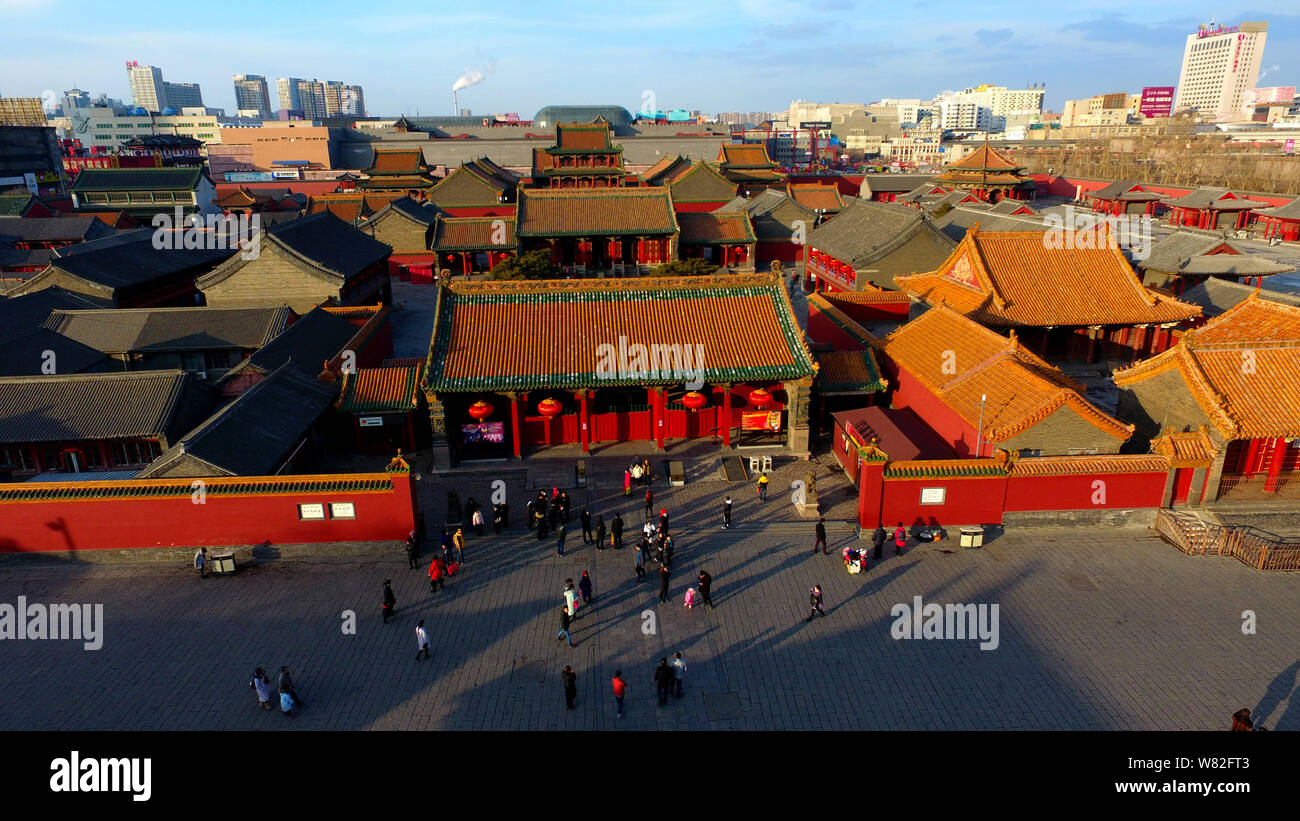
[1139,87,1174,118]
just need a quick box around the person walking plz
[453,527,466,565]
[471,507,484,537]
[872,524,887,562]
[560,491,571,523]
[382,580,397,624]
[250,667,273,710]
[194,547,209,579]
[658,562,671,603]
[659,508,669,535]
[563,579,580,619]
[671,652,687,699]
[722,495,733,529]
[556,523,568,556]
[595,515,607,551]
[893,522,907,556]
[805,584,826,622]
[580,509,593,545]
[624,469,632,497]
[697,570,714,609]
[406,531,420,569]
[757,471,770,501]
[578,570,593,605]
[813,518,828,554]
[642,458,653,487]
[644,488,654,521]
[662,534,674,570]
[536,506,549,540]
[562,665,578,709]
[653,658,674,706]
[428,555,445,593]
[415,620,430,660]
[634,538,648,581]
[612,513,624,550]
[557,606,575,647]
[1231,708,1255,731]
[493,503,504,534]
[278,667,301,712]
[611,670,627,718]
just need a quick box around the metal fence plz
[1154,509,1300,572]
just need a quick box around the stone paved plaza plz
[1,469,1297,730]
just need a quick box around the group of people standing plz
[565,653,688,715]
[249,666,303,717]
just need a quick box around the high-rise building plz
[0,98,49,126]
[125,61,204,112]
[163,82,204,110]
[342,85,366,116]
[276,77,304,113]
[1175,21,1268,121]
[296,80,327,119]
[233,74,272,117]
[126,61,167,111]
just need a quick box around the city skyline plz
[2,0,1296,118]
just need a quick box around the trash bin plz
[212,551,237,574]
[959,527,984,549]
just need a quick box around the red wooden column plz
[578,390,590,454]
[1242,437,1263,475]
[721,384,732,447]
[653,388,665,451]
[509,394,522,459]
[1263,437,1288,493]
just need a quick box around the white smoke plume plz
[1258,64,1280,82]
[453,69,484,92]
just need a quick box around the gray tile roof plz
[1176,278,1300,318]
[930,205,1051,242]
[0,287,100,341]
[0,328,108,377]
[265,211,392,280]
[0,215,116,244]
[45,306,291,354]
[1254,196,1300,220]
[717,189,816,241]
[1138,230,1252,273]
[70,167,207,193]
[1089,180,1163,201]
[806,198,954,269]
[1177,254,1295,277]
[0,369,211,444]
[216,307,358,384]
[139,362,337,477]
[44,232,235,290]
[859,174,938,195]
[1160,187,1263,210]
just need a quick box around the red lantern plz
[681,391,707,410]
[748,387,772,407]
[537,398,563,417]
[468,400,494,420]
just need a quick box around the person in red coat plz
[428,556,446,593]
[893,523,907,556]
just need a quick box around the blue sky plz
[2,0,1296,116]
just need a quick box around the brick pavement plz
[0,510,1296,731]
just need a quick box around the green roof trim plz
[883,463,1008,479]
[0,476,394,503]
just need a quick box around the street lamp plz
[975,394,986,457]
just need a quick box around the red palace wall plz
[887,368,979,457]
[672,201,730,213]
[880,476,1008,528]
[436,205,517,218]
[0,473,416,553]
[1003,471,1167,511]
[756,240,803,267]
[808,304,868,350]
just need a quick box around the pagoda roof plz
[309,193,402,223]
[423,274,815,392]
[1113,293,1300,439]
[336,364,422,414]
[432,215,517,251]
[940,144,1024,173]
[1178,254,1294,277]
[1254,195,1300,220]
[806,197,955,271]
[515,187,677,237]
[1160,187,1265,211]
[787,182,845,212]
[551,122,620,153]
[883,305,1133,444]
[895,225,1201,327]
[717,144,778,169]
[1138,230,1253,273]
[675,211,755,245]
[46,305,290,354]
[639,155,692,186]
[815,350,887,394]
[1150,427,1218,468]
[1089,180,1165,202]
[1176,278,1300,319]
[367,147,427,176]
[70,167,206,193]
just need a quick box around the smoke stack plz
[453,89,458,116]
